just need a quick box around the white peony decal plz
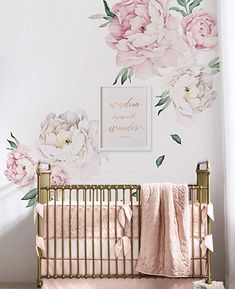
[167,65,216,117]
[39,110,104,180]
[5,110,106,207]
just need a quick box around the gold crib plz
[36,161,212,288]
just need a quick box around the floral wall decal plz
[90,0,220,165]
[156,155,165,167]
[156,59,220,117]
[171,134,182,145]
[5,134,36,192]
[181,9,217,50]
[39,110,104,180]
[4,110,106,207]
[90,0,187,83]
[90,0,219,83]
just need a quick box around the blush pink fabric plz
[41,276,198,289]
[39,201,207,241]
[136,183,191,277]
[40,202,139,239]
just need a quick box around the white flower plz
[167,65,216,117]
[39,110,104,180]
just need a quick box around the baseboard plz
[0,282,36,288]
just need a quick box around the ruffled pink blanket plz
[136,184,191,277]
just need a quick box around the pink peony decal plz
[51,165,69,186]
[4,143,36,190]
[106,0,186,80]
[182,9,217,50]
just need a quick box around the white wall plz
[0,0,224,283]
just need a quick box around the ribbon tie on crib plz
[202,202,214,221]
[34,203,44,223]
[201,234,214,255]
[36,235,45,258]
[118,204,133,228]
[114,236,131,257]
[207,202,215,221]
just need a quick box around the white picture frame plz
[99,86,151,151]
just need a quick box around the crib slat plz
[115,188,118,277]
[100,188,103,277]
[199,187,202,277]
[69,188,72,278]
[84,188,87,278]
[76,188,80,278]
[92,188,95,278]
[46,188,49,278]
[107,188,111,277]
[191,188,195,277]
[54,188,57,277]
[138,187,141,278]
[62,188,65,278]
[130,188,134,278]
[123,188,126,278]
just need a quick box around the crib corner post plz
[196,161,210,191]
[37,162,52,204]
[36,162,52,288]
[196,161,212,284]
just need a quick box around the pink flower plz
[106,0,186,80]
[4,144,35,189]
[51,166,69,186]
[182,9,217,50]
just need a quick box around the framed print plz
[99,86,151,151]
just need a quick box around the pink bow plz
[114,236,131,257]
[34,203,44,223]
[201,234,214,255]
[118,204,133,228]
[36,235,45,258]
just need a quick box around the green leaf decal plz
[158,98,172,115]
[169,7,187,17]
[103,16,113,20]
[121,69,128,85]
[88,14,106,19]
[211,69,220,75]
[113,68,128,85]
[155,97,170,107]
[128,69,134,83]
[10,132,19,145]
[171,134,182,145]
[99,21,111,28]
[103,0,116,18]
[189,0,203,13]
[208,57,219,68]
[177,0,187,7]
[210,62,220,69]
[7,139,17,149]
[160,90,170,98]
[26,196,37,208]
[156,155,165,168]
[21,188,37,200]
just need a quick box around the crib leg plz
[206,277,212,285]
[37,279,43,288]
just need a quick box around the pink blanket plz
[136,184,191,277]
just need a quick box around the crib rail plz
[36,161,211,288]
